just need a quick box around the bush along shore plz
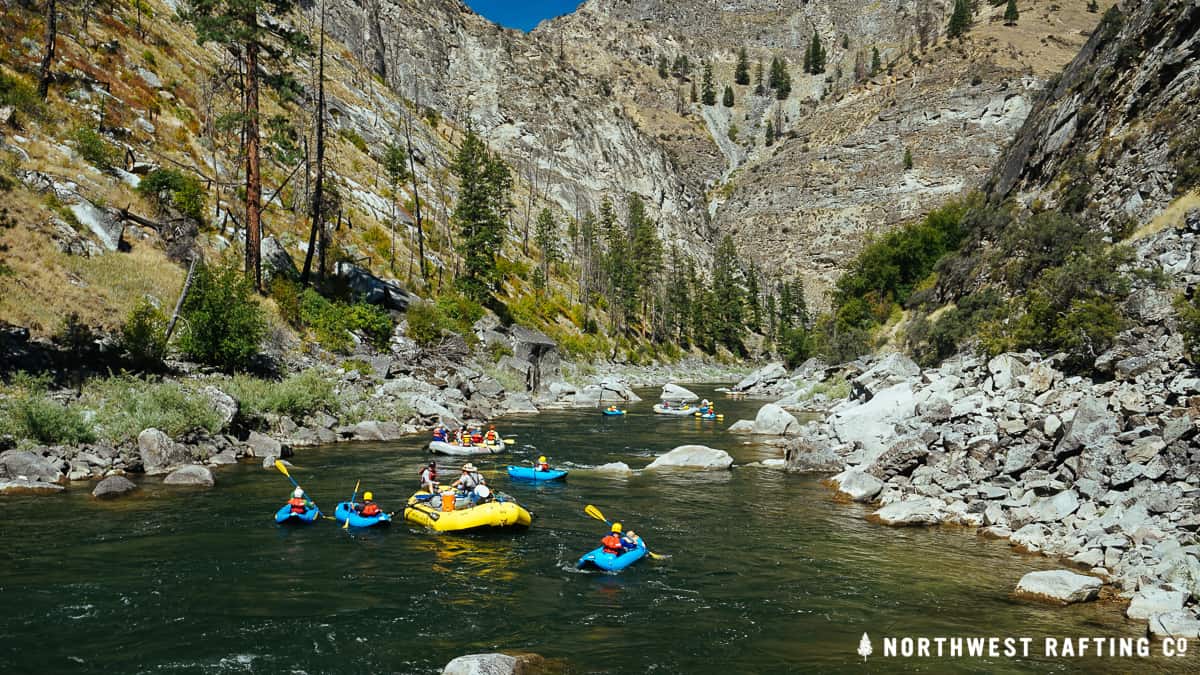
[726,341,1200,638]
[0,317,747,496]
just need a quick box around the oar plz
[342,480,361,530]
[274,460,332,520]
[583,504,668,560]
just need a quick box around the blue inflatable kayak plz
[507,465,568,481]
[602,409,626,416]
[577,540,647,572]
[275,503,321,524]
[334,501,392,528]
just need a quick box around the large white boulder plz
[832,470,884,503]
[1148,611,1200,639]
[751,403,800,436]
[869,496,943,525]
[829,383,916,464]
[645,445,734,470]
[1127,588,1188,620]
[734,362,788,392]
[442,653,519,675]
[1014,570,1101,604]
[660,383,699,402]
[137,428,191,475]
[162,464,215,487]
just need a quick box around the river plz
[0,385,1184,673]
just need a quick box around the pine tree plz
[627,194,663,327]
[534,207,559,288]
[452,128,512,303]
[870,47,881,76]
[769,56,791,100]
[807,32,826,74]
[734,47,750,85]
[765,123,774,146]
[722,85,734,107]
[1087,0,1098,12]
[187,0,310,291]
[947,0,973,39]
[710,234,746,354]
[690,81,698,103]
[745,261,761,332]
[903,147,913,170]
[753,60,765,95]
[701,62,716,105]
[1004,0,1019,26]
[600,197,634,333]
[657,54,669,79]
[382,142,408,270]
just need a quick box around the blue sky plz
[464,0,581,31]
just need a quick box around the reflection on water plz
[0,385,1182,674]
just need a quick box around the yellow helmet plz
[611,522,622,533]
[363,491,374,501]
[538,456,547,463]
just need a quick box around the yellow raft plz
[403,489,532,532]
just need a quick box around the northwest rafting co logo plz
[853,635,1192,661]
[857,633,872,662]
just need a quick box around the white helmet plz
[474,485,491,499]
[293,487,304,499]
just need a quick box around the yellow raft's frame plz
[403,489,532,532]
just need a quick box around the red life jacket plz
[288,497,307,513]
[536,463,549,471]
[361,502,382,517]
[419,467,437,483]
[485,430,498,441]
[601,534,623,554]
[471,433,484,443]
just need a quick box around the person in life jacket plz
[535,455,550,471]
[601,522,638,554]
[356,491,383,517]
[607,405,618,412]
[287,487,311,514]
[419,460,438,492]
[454,428,465,445]
[470,428,484,445]
[454,462,486,493]
[432,425,447,442]
[484,425,499,443]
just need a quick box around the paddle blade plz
[274,460,291,479]
[584,504,608,524]
[503,438,515,445]
[647,551,670,560]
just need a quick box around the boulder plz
[1055,396,1119,458]
[1014,570,1101,604]
[509,326,561,394]
[442,653,544,675]
[734,362,788,393]
[502,393,540,414]
[784,441,842,472]
[1126,588,1188,620]
[751,403,800,436]
[852,353,919,399]
[412,396,465,427]
[592,462,633,474]
[162,464,215,487]
[660,383,699,402]
[335,262,411,311]
[866,437,929,480]
[92,475,138,499]
[0,450,64,484]
[726,420,755,433]
[829,383,916,464]
[350,420,404,441]
[832,470,884,502]
[987,354,1028,390]
[870,497,943,526]
[260,236,299,283]
[137,428,191,475]
[1031,490,1080,523]
[645,445,734,470]
[1148,611,1200,639]
[0,479,64,494]
[244,431,283,458]
[200,386,239,431]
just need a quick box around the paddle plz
[583,504,667,560]
[343,479,361,530]
[273,460,331,520]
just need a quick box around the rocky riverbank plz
[0,318,749,498]
[724,340,1200,638]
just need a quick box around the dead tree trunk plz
[301,1,327,286]
[165,256,199,343]
[37,0,56,99]
[244,34,264,291]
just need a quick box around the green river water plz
[0,385,1192,674]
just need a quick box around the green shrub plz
[0,373,96,445]
[178,259,267,371]
[1171,128,1200,195]
[488,340,513,363]
[82,376,223,442]
[270,278,303,328]
[339,128,368,153]
[0,70,43,119]
[297,289,393,353]
[405,300,446,347]
[73,126,123,171]
[1000,211,1097,286]
[224,369,338,420]
[1174,293,1200,362]
[120,299,168,367]
[779,326,812,368]
[137,168,206,224]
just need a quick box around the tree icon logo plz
[857,633,873,662]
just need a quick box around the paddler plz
[354,491,384,517]
[601,522,639,554]
[286,487,312,514]
[432,424,448,442]
[419,460,438,492]
[484,424,499,444]
[470,427,484,445]
[535,455,550,471]
[454,462,486,494]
